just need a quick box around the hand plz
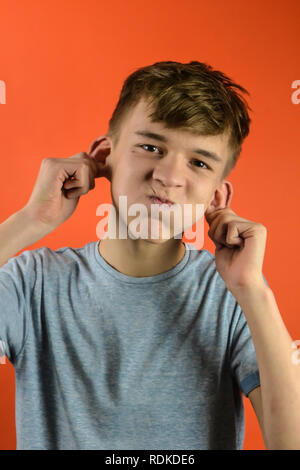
[24,150,110,231]
[205,207,267,292]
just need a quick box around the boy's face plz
[103,97,232,242]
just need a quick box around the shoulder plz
[187,246,223,283]
[0,241,97,278]
[186,246,242,325]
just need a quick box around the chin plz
[127,227,182,245]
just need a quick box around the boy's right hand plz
[23,149,110,231]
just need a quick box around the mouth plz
[148,195,174,207]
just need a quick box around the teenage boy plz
[0,61,299,450]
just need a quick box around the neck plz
[98,236,186,277]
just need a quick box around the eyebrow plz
[134,130,223,164]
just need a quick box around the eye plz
[192,159,209,170]
[138,144,210,170]
[140,144,162,154]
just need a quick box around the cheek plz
[116,154,141,179]
[192,182,215,202]
[183,190,211,220]
[110,164,138,206]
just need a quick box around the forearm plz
[231,282,300,450]
[0,208,52,267]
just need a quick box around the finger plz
[226,222,243,246]
[63,177,79,189]
[205,207,237,226]
[213,223,228,247]
[209,214,243,247]
[63,165,89,197]
[208,215,226,244]
[64,187,82,199]
[88,170,96,190]
[76,163,91,194]
[205,208,226,224]
[205,209,221,225]
[215,241,224,250]
[62,154,98,190]
[84,152,106,179]
[83,157,97,189]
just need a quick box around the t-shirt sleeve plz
[229,274,269,398]
[0,250,36,365]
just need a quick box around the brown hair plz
[106,60,252,179]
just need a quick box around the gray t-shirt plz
[0,240,263,450]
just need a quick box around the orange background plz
[0,0,299,450]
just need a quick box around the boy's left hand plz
[205,208,267,292]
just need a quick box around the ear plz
[88,135,113,182]
[205,180,234,218]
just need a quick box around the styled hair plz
[107,60,252,179]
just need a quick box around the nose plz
[151,151,185,187]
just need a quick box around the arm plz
[248,386,267,447]
[204,207,300,450]
[233,281,300,450]
[0,150,109,268]
[0,208,52,268]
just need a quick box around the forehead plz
[122,97,231,167]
